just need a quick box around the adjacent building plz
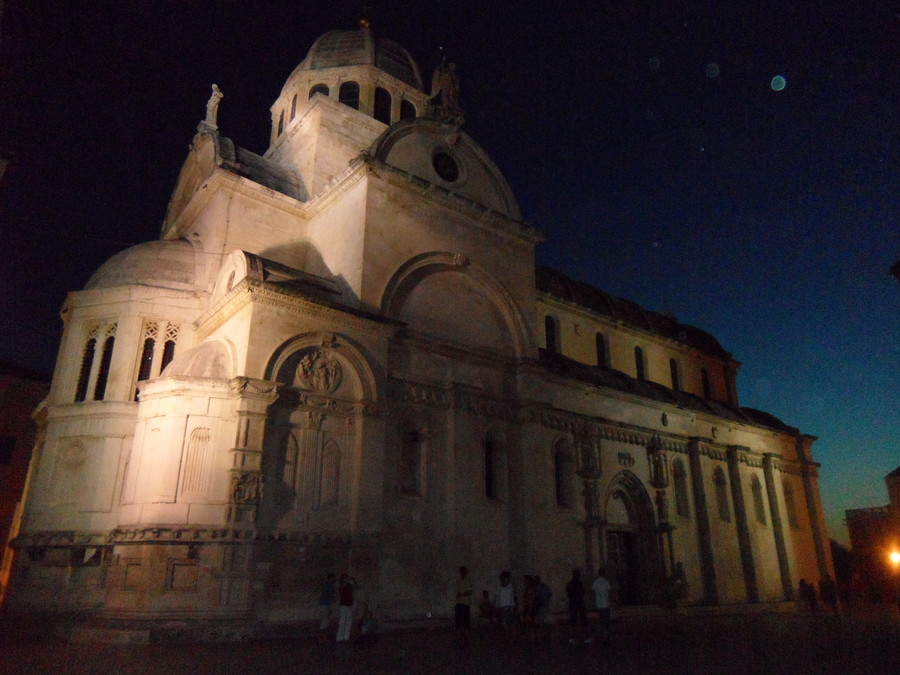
[7,25,833,625]
[846,468,900,602]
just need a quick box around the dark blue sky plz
[1,1,897,544]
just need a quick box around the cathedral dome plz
[85,239,197,291]
[296,27,423,90]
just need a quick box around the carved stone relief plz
[295,349,342,393]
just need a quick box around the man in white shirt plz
[591,568,612,647]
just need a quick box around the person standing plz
[494,571,517,642]
[336,574,356,642]
[316,572,336,642]
[592,568,612,647]
[455,566,473,636]
[566,569,588,643]
[535,575,553,640]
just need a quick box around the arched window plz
[484,430,506,500]
[554,439,576,508]
[134,321,179,399]
[374,87,392,124]
[634,346,646,381]
[320,440,341,505]
[135,336,155,400]
[277,110,284,136]
[309,83,329,99]
[290,94,298,120]
[400,428,424,496]
[161,335,177,372]
[669,358,681,391]
[596,333,608,367]
[339,81,360,110]
[701,368,712,399]
[544,315,558,353]
[713,467,730,522]
[751,474,766,525]
[93,335,115,401]
[783,480,799,528]
[74,337,96,402]
[673,458,690,518]
[400,99,416,120]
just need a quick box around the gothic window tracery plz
[75,322,117,402]
[133,320,180,400]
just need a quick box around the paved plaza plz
[1,607,899,674]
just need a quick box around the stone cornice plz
[108,526,256,544]
[389,376,452,409]
[194,279,397,340]
[11,531,110,548]
[359,152,544,246]
[518,357,791,443]
[47,400,137,421]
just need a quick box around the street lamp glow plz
[890,550,900,566]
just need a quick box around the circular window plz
[432,151,460,182]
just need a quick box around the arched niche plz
[381,252,528,359]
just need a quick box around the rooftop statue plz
[427,58,464,128]
[205,84,223,129]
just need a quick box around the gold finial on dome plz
[359,4,371,28]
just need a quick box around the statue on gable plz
[204,84,223,130]
[427,57,465,129]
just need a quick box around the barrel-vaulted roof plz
[536,266,732,360]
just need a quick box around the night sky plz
[1,1,897,545]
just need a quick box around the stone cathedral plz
[8,26,833,627]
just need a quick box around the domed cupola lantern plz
[267,23,429,150]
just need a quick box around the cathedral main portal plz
[603,471,660,605]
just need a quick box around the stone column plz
[228,377,279,525]
[727,446,759,602]
[648,436,675,585]
[576,432,601,578]
[763,453,793,600]
[688,438,718,604]
[796,436,832,579]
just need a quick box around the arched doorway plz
[602,471,660,605]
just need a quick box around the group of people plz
[455,566,614,646]
[317,572,377,643]
[316,565,615,645]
